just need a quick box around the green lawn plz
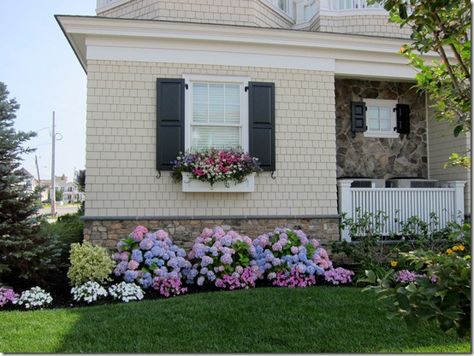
[0,287,470,353]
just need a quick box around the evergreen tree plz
[0,82,55,286]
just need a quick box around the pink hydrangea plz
[131,225,148,242]
[128,260,139,270]
[0,288,18,307]
[273,268,316,288]
[324,267,354,285]
[156,229,168,240]
[152,277,187,298]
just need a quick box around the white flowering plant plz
[108,282,144,303]
[71,281,108,304]
[14,287,53,309]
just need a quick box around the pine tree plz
[0,82,55,286]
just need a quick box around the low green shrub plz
[68,241,115,287]
[363,243,471,337]
[334,210,467,282]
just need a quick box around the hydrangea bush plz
[14,287,53,309]
[113,226,191,297]
[108,282,144,303]
[171,148,261,186]
[251,228,333,287]
[324,267,354,285]
[185,227,259,289]
[71,281,108,304]
[0,287,18,307]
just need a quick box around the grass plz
[0,287,470,353]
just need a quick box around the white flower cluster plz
[71,281,108,304]
[14,287,53,309]
[108,282,144,303]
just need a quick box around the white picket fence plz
[337,180,466,241]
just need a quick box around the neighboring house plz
[63,182,85,204]
[35,175,85,204]
[57,0,470,248]
[19,168,36,193]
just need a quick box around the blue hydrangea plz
[207,271,216,281]
[131,249,143,263]
[144,251,153,259]
[298,251,308,262]
[151,246,164,257]
[124,270,138,283]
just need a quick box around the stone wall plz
[335,79,427,179]
[84,217,340,249]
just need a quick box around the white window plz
[184,75,249,151]
[266,0,290,14]
[364,98,399,138]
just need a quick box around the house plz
[56,0,470,248]
[35,175,85,204]
[19,168,36,193]
[63,182,85,204]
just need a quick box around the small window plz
[184,75,249,151]
[267,0,289,14]
[277,0,288,13]
[364,99,399,138]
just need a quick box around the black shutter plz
[248,82,275,172]
[395,104,410,134]
[351,101,367,133]
[156,78,185,171]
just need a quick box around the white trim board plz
[56,16,445,79]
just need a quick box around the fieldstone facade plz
[84,217,340,249]
[335,79,428,179]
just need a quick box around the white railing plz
[338,180,466,241]
[320,0,383,11]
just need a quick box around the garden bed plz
[0,287,469,353]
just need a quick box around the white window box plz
[182,172,255,193]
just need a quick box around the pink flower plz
[214,226,225,238]
[119,251,130,261]
[311,239,320,248]
[131,225,148,242]
[156,230,168,240]
[290,246,299,254]
[272,242,283,252]
[128,260,139,270]
[201,228,213,238]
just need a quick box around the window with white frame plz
[184,75,249,151]
[364,98,399,138]
[266,0,290,14]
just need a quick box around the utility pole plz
[51,111,56,217]
[34,155,41,185]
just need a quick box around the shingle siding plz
[85,60,338,219]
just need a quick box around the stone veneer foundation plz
[84,217,340,249]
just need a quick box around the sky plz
[0,0,96,182]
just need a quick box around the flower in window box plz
[171,148,261,187]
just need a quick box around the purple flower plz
[128,260,139,270]
[220,254,233,265]
[395,269,423,283]
[139,238,154,250]
[324,267,354,285]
